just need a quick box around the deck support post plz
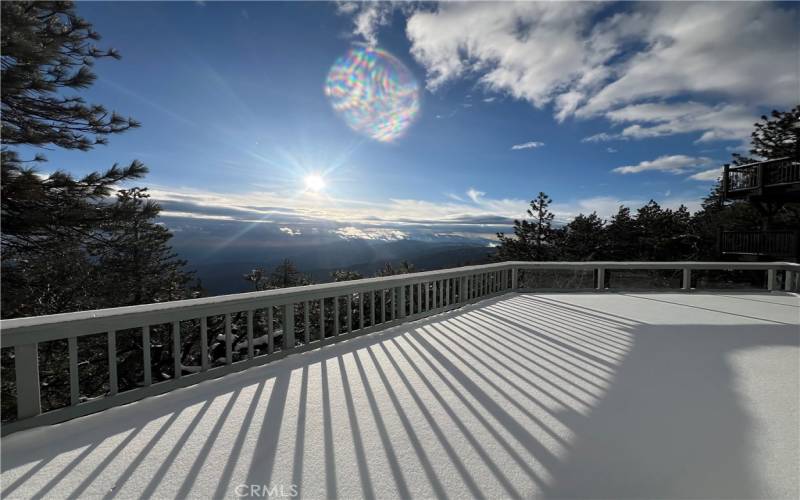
[283,303,295,349]
[682,268,692,291]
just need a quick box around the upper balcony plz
[1,261,798,499]
[722,157,800,203]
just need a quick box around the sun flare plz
[304,173,326,193]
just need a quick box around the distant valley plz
[162,216,501,295]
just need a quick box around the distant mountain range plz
[162,216,502,295]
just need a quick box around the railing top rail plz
[0,261,513,335]
[726,157,793,171]
[1,261,796,342]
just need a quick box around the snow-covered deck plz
[2,292,798,499]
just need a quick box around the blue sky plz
[25,1,799,240]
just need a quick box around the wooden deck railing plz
[720,230,800,258]
[1,261,798,435]
[723,157,800,196]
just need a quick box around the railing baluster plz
[304,301,310,344]
[143,325,153,384]
[69,336,79,406]
[199,319,208,371]
[347,295,353,333]
[173,321,182,378]
[14,344,41,419]
[381,290,386,323]
[224,315,232,365]
[268,307,274,354]
[247,310,255,359]
[370,292,376,326]
[682,269,691,291]
[358,294,364,330]
[399,285,406,319]
[418,283,423,312]
[319,298,325,340]
[409,284,415,315]
[334,297,340,335]
[767,268,776,291]
[108,331,118,395]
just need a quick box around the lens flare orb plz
[325,46,420,142]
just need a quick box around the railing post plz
[596,267,606,290]
[682,268,691,291]
[15,343,41,419]
[767,268,776,291]
[283,303,295,348]
[722,164,729,199]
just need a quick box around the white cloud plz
[604,102,757,143]
[402,2,797,144]
[483,97,497,103]
[336,2,392,46]
[606,147,618,153]
[576,3,798,116]
[612,155,713,175]
[466,188,485,203]
[150,183,708,238]
[335,227,408,241]
[406,2,604,101]
[510,141,544,150]
[582,132,627,143]
[688,168,723,181]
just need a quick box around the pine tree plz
[729,106,800,165]
[1,1,139,150]
[561,212,606,260]
[332,270,364,282]
[94,188,194,307]
[1,0,195,417]
[1,2,195,319]
[496,192,560,261]
[605,206,641,260]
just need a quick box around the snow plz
[2,292,798,499]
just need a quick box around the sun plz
[304,173,326,193]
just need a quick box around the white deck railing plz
[1,261,798,435]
